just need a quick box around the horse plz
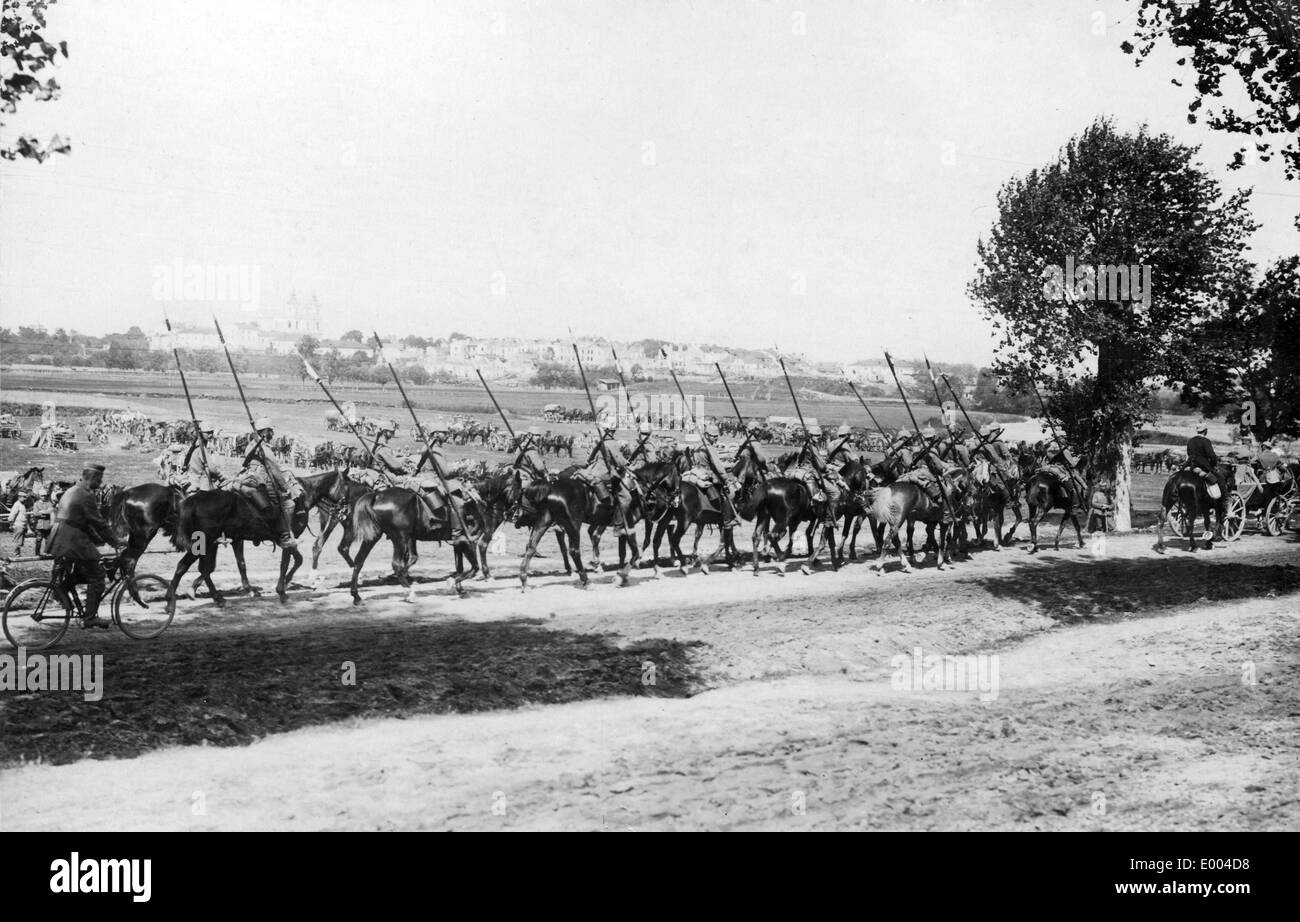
[1018,466,1085,553]
[348,487,482,604]
[969,458,1022,549]
[109,482,180,575]
[164,478,340,615]
[735,451,836,576]
[834,458,877,561]
[867,467,967,573]
[1155,461,1236,553]
[1,467,44,507]
[302,468,372,579]
[469,465,574,581]
[516,476,597,589]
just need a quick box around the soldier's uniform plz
[367,419,471,542]
[888,429,915,470]
[512,426,551,524]
[975,423,1016,504]
[624,421,656,468]
[737,421,769,480]
[687,424,738,528]
[1042,440,1087,506]
[824,423,855,467]
[796,425,842,524]
[579,422,636,534]
[45,464,119,628]
[178,421,220,492]
[240,417,299,549]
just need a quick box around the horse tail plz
[352,492,381,545]
[870,485,903,527]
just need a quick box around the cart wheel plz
[1222,493,1246,541]
[1264,497,1286,537]
[2,579,72,651]
[112,573,174,640]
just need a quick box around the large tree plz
[1122,0,1300,224]
[1182,255,1300,442]
[970,118,1256,529]
[2,0,71,162]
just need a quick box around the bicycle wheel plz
[112,573,174,640]
[2,579,72,651]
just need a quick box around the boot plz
[82,580,111,629]
[278,499,298,549]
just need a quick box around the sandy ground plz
[2,526,1297,831]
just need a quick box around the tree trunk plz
[1113,440,1133,532]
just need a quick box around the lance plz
[1030,379,1086,490]
[659,348,702,433]
[610,345,639,425]
[777,352,829,490]
[923,354,955,435]
[941,372,1012,494]
[374,332,472,542]
[163,309,211,485]
[300,352,387,478]
[845,378,909,466]
[885,350,958,517]
[576,341,635,534]
[214,315,290,529]
[923,353,971,474]
[715,361,763,482]
[844,379,887,438]
[474,368,517,442]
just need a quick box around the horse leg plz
[691,522,706,573]
[166,551,200,615]
[566,522,588,587]
[232,538,256,595]
[752,515,767,575]
[1027,505,1040,554]
[311,512,336,576]
[199,539,224,606]
[1052,506,1070,550]
[350,537,379,605]
[554,528,572,575]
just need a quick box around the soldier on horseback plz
[684,422,739,529]
[576,416,637,532]
[511,425,551,525]
[1185,423,1226,527]
[370,418,472,544]
[178,420,220,492]
[736,420,770,479]
[795,424,843,525]
[625,420,656,466]
[825,423,856,466]
[239,416,299,549]
[1041,438,1087,507]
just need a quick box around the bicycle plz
[2,553,173,651]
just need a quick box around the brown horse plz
[735,451,836,576]
[348,487,482,604]
[1155,462,1236,553]
[867,470,965,573]
[1019,467,1085,553]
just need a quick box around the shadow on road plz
[969,552,1300,626]
[0,619,704,766]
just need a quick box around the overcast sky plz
[2,0,1297,364]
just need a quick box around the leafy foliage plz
[1122,0,1300,189]
[970,118,1256,475]
[1,0,70,162]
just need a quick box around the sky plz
[1,0,1297,365]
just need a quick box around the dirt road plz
[2,527,1297,830]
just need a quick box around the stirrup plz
[277,533,298,549]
